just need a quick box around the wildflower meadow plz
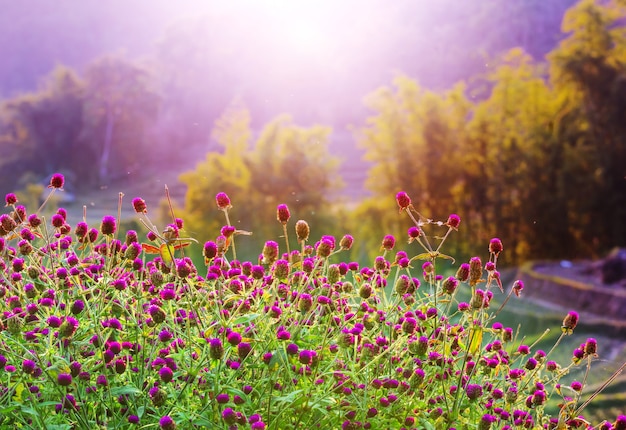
[0,174,625,429]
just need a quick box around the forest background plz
[1,0,625,266]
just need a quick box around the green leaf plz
[231,313,260,326]
[110,385,142,397]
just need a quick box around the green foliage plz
[179,108,342,260]
[356,0,626,262]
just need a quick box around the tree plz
[355,76,471,261]
[179,108,342,260]
[548,0,626,255]
[0,66,84,193]
[80,56,160,184]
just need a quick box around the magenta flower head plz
[339,234,354,250]
[512,279,524,297]
[57,373,73,386]
[132,197,147,214]
[455,263,470,282]
[489,237,503,255]
[49,173,65,189]
[215,192,232,210]
[277,204,290,224]
[159,415,176,430]
[100,215,116,236]
[381,235,395,251]
[562,311,579,335]
[316,236,335,258]
[203,241,218,261]
[5,193,17,206]
[208,338,224,360]
[396,191,412,211]
[465,383,483,401]
[584,338,598,357]
[446,214,461,230]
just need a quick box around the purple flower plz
[57,373,73,386]
[381,234,395,251]
[159,367,173,383]
[208,338,224,360]
[277,329,291,341]
[132,197,147,214]
[22,359,36,374]
[227,331,242,346]
[159,415,176,430]
[49,173,65,189]
[100,215,117,236]
[396,191,411,210]
[465,384,483,401]
[216,393,230,404]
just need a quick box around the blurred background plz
[0,0,625,264]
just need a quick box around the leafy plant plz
[0,174,624,429]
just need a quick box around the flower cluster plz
[0,179,623,429]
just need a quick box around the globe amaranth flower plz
[22,359,36,374]
[583,337,598,357]
[70,300,84,315]
[215,192,231,210]
[339,234,354,250]
[5,193,17,206]
[208,338,224,360]
[57,373,73,386]
[316,236,334,258]
[49,173,65,189]
[446,214,461,230]
[396,191,411,211]
[469,256,483,286]
[276,204,290,224]
[159,367,173,383]
[159,415,176,430]
[100,215,117,236]
[262,241,279,265]
[222,408,237,425]
[381,234,395,251]
[132,197,147,213]
[295,219,310,242]
[465,383,483,400]
[562,311,579,335]
[272,259,289,280]
[489,237,503,255]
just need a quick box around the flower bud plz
[295,220,310,242]
[277,204,290,224]
[489,238,503,255]
[455,263,470,282]
[49,173,65,189]
[215,192,231,210]
[446,214,461,230]
[396,191,411,210]
[381,235,395,251]
[469,257,483,286]
[562,311,579,335]
[100,215,117,236]
[339,234,354,250]
[262,241,279,265]
[132,197,147,214]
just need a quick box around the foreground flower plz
[396,191,411,211]
[216,192,232,210]
[159,415,176,430]
[277,204,290,224]
[49,173,65,189]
